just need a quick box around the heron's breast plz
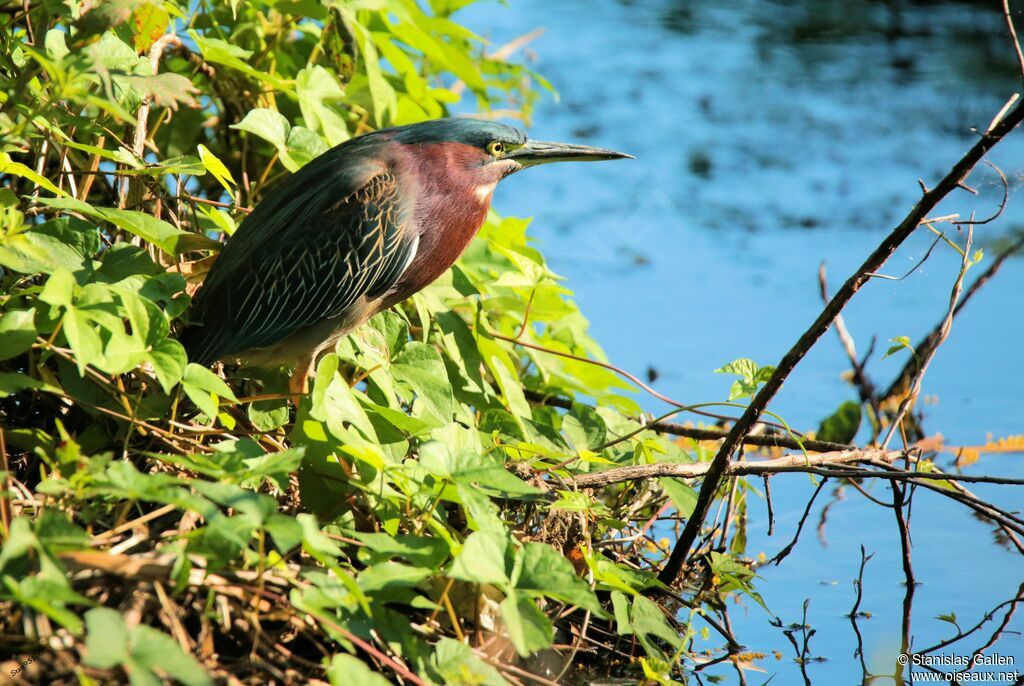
[384,186,491,306]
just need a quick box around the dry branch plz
[569,448,902,488]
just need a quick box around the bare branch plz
[818,262,882,419]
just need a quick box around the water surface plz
[460,0,1024,681]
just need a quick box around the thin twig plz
[767,478,828,566]
[882,231,1024,403]
[0,428,10,539]
[848,545,874,618]
[1003,0,1024,83]
[522,389,844,452]
[882,223,973,447]
[818,262,882,420]
[891,480,915,587]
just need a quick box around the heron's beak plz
[506,140,633,166]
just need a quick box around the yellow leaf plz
[576,449,616,465]
[132,4,169,52]
[197,144,236,200]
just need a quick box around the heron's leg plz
[288,354,314,399]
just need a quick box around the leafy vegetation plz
[7,1,1021,683]
[0,1,749,683]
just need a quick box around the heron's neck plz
[384,142,498,305]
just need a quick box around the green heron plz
[180,117,631,394]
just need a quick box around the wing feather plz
[182,165,418,365]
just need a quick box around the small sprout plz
[882,336,914,360]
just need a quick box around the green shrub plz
[0,2,724,683]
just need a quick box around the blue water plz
[460,0,1024,681]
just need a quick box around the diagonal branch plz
[657,97,1024,587]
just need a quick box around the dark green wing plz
[181,167,417,365]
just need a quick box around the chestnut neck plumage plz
[383,141,510,306]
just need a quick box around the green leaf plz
[35,510,88,550]
[0,152,67,197]
[35,216,101,261]
[610,591,632,634]
[0,372,54,398]
[0,517,36,571]
[341,14,396,125]
[660,479,698,518]
[182,363,237,417]
[0,308,36,360]
[231,108,291,149]
[708,551,770,614]
[117,155,206,177]
[285,125,329,171]
[883,335,914,360]
[248,394,291,432]
[87,30,142,72]
[196,204,237,236]
[83,608,130,669]
[448,530,510,585]
[715,357,776,401]
[188,31,292,93]
[296,65,349,145]
[501,590,554,656]
[817,400,861,444]
[432,638,509,686]
[44,28,69,59]
[352,532,449,568]
[146,338,188,394]
[357,561,431,593]
[629,594,683,654]
[419,441,540,496]
[0,215,99,274]
[264,514,303,553]
[327,654,392,686]
[35,197,220,256]
[129,624,213,686]
[563,403,607,452]
[391,342,455,424]
[63,307,104,374]
[514,542,603,614]
[297,513,345,558]
[231,108,325,172]
[40,268,76,307]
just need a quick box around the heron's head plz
[386,118,632,188]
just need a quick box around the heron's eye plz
[487,141,506,156]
